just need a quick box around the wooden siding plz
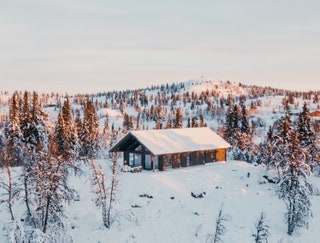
[123,148,227,171]
[205,150,216,163]
[172,154,181,169]
[216,148,226,161]
[180,153,188,167]
[158,155,165,171]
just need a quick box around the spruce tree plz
[240,102,249,134]
[81,99,100,158]
[252,212,270,243]
[297,102,313,146]
[278,145,313,235]
[55,98,79,160]
[174,107,183,128]
[6,92,24,166]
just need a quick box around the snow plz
[0,79,319,242]
[62,160,320,242]
[3,160,320,242]
[111,127,231,155]
[186,77,246,97]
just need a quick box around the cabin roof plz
[311,110,320,117]
[109,127,231,155]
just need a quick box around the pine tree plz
[81,99,100,158]
[224,104,233,142]
[106,153,119,228]
[174,107,183,128]
[297,102,313,146]
[199,114,205,127]
[187,117,191,128]
[54,98,79,159]
[252,212,270,243]
[136,113,141,130]
[6,92,24,166]
[232,104,241,132]
[240,102,249,134]
[211,206,228,243]
[0,145,16,221]
[278,148,313,235]
[21,91,49,153]
[191,116,198,128]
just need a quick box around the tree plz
[90,160,108,228]
[210,206,228,243]
[297,102,313,146]
[6,92,24,166]
[81,99,100,158]
[278,150,313,235]
[21,91,49,153]
[240,102,249,134]
[0,146,16,221]
[106,153,119,228]
[32,140,76,234]
[174,107,183,128]
[199,114,205,127]
[54,98,79,160]
[191,116,198,128]
[136,113,141,130]
[252,212,270,243]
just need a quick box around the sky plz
[0,0,320,94]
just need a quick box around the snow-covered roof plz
[110,127,231,155]
[311,110,320,117]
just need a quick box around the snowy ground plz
[1,160,320,242]
[63,160,320,243]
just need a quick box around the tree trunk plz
[24,175,33,223]
[102,197,107,228]
[43,196,51,233]
[7,161,15,221]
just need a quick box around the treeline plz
[0,91,120,241]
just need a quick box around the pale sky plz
[0,0,319,94]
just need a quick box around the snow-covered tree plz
[252,212,270,243]
[54,98,80,160]
[297,102,313,146]
[91,152,119,228]
[6,92,24,166]
[0,146,16,221]
[210,206,229,243]
[240,102,249,134]
[81,99,100,158]
[90,160,108,228]
[278,150,313,235]
[106,153,119,228]
[174,107,183,128]
[33,142,75,234]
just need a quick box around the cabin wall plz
[122,148,228,171]
[205,150,216,163]
[191,151,205,165]
[180,153,188,167]
[158,155,165,171]
[172,154,181,169]
[216,148,227,161]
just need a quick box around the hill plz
[0,78,319,242]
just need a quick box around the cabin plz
[311,110,320,133]
[109,127,231,171]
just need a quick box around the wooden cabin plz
[311,110,320,134]
[109,127,231,171]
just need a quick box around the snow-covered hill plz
[2,160,318,242]
[0,78,319,242]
